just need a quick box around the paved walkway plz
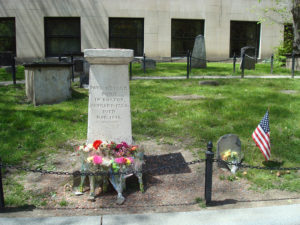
[1,203,300,225]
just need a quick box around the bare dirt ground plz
[1,140,300,218]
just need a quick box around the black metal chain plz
[0,159,205,176]
[214,159,300,171]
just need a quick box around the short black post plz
[58,55,62,62]
[0,158,5,211]
[270,54,274,74]
[241,53,245,78]
[129,62,132,80]
[71,55,74,82]
[292,52,295,78]
[143,53,146,74]
[11,55,16,85]
[187,50,190,79]
[233,53,236,74]
[204,141,214,205]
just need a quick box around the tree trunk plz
[292,0,300,53]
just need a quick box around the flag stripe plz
[257,126,270,149]
[256,126,271,158]
[253,129,271,159]
[252,132,270,160]
[252,110,271,161]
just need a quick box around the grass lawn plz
[131,62,300,77]
[1,78,300,206]
[0,66,25,81]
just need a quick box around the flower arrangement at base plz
[75,139,144,203]
[76,139,142,173]
[220,149,242,174]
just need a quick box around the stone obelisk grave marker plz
[84,49,134,144]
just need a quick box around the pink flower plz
[93,155,103,165]
[126,157,134,164]
[121,142,129,148]
[116,144,122,149]
[115,157,127,165]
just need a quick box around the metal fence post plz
[143,53,146,74]
[71,54,74,82]
[241,53,245,78]
[204,141,214,205]
[233,53,236,74]
[270,54,274,74]
[0,158,5,211]
[189,50,192,73]
[292,52,295,78]
[129,61,132,80]
[187,50,190,79]
[11,55,16,85]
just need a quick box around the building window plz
[171,19,205,57]
[0,18,16,55]
[44,17,81,57]
[230,21,261,58]
[109,18,144,56]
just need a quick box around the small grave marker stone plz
[141,58,156,69]
[240,46,256,70]
[217,134,242,173]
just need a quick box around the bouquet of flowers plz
[76,140,140,173]
[220,149,242,174]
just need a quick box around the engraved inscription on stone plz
[89,85,129,123]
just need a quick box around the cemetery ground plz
[1,78,300,216]
[1,62,299,82]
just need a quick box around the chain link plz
[2,158,298,176]
[0,159,205,176]
[214,159,300,171]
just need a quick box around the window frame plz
[0,17,16,56]
[229,20,261,58]
[171,19,205,57]
[44,17,81,57]
[109,17,144,57]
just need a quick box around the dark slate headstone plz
[141,58,156,69]
[240,46,256,70]
[191,35,207,68]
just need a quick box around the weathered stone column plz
[84,49,134,144]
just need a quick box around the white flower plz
[102,158,112,167]
[84,144,93,152]
[100,140,109,149]
[87,156,94,163]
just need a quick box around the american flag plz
[252,110,271,161]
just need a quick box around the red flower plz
[93,140,102,149]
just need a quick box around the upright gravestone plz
[191,35,207,68]
[217,134,242,173]
[84,49,134,144]
[240,46,256,70]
